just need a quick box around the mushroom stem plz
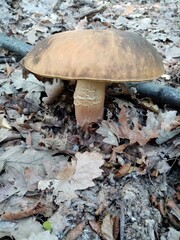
[74,80,106,126]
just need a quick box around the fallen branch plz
[0,33,179,109]
[127,82,180,109]
[77,5,107,19]
[0,33,32,59]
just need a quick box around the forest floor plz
[0,0,179,239]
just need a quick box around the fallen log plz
[127,82,180,109]
[0,33,32,59]
[0,33,179,109]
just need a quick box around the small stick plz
[77,6,107,19]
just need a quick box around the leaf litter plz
[0,0,179,239]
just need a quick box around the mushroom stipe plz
[22,29,164,127]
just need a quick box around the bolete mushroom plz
[22,29,164,126]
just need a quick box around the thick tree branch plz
[127,82,180,109]
[0,33,32,58]
[0,33,179,109]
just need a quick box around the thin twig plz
[77,5,107,19]
[120,201,125,240]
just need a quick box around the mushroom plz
[22,29,164,126]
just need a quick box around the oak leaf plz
[38,151,104,202]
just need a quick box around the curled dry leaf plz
[0,114,11,129]
[115,163,132,177]
[42,78,64,104]
[1,203,46,221]
[65,221,85,240]
[135,97,159,113]
[158,110,179,131]
[89,220,101,236]
[165,198,180,221]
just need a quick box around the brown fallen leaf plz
[118,107,158,146]
[26,132,32,147]
[175,185,180,202]
[113,143,128,154]
[150,195,159,208]
[99,107,158,149]
[136,97,159,113]
[1,203,46,220]
[5,62,14,76]
[112,216,120,240]
[165,198,180,221]
[115,163,132,177]
[89,220,101,236]
[65,221,85,240]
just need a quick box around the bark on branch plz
[0,33,32,58]
[127,82,180,109]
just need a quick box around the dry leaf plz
[43,79,64,104]
[115,163,132,177]
[165,198,180,221]
[26,28,38,44]
[43,135,67,151]
[158,110,178,131]
[167,228,180,240]
[56,162,76,181]
[0,114,11,129]
[38,151,104,202]
[89,220,101,235]
[136,97,159,113]
[118,107,158,146]
[71,151,104,189]
[49,206,69,235]
[5,62,14,76]
[156,128,180,145]
[96,122,119,146]
[101,213,115,240]
[65,221,85,240]
[75,17,88,30]
[98,107,158,148]
[23,74,45,92]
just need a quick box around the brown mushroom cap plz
[22,29,164,126]
[23,29,164,82]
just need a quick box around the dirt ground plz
[0,0,179,239]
